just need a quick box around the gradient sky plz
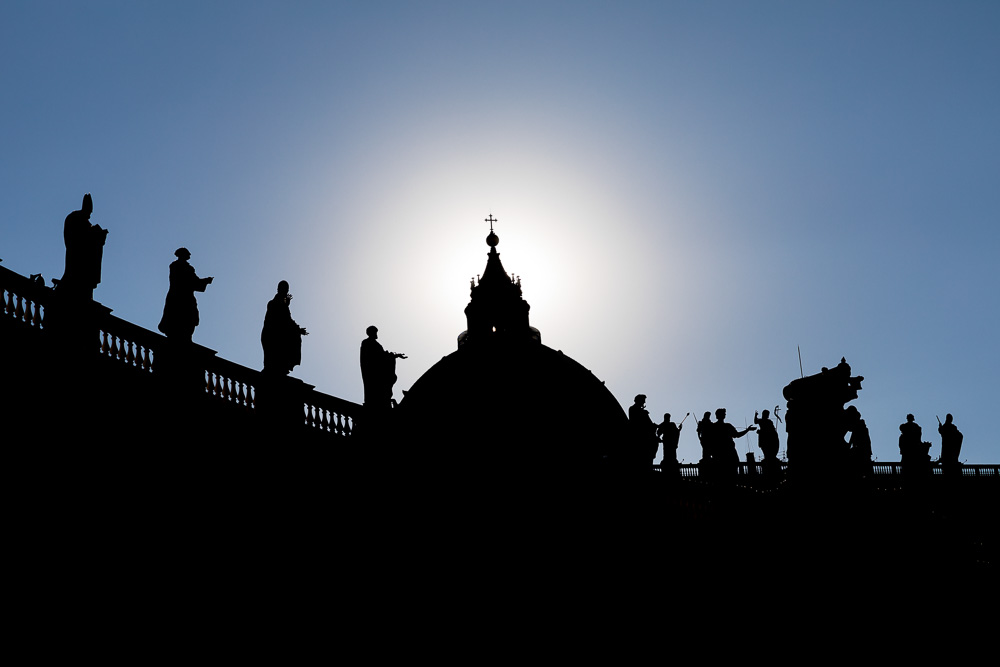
[2,1,997,466]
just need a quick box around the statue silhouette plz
[754,409,780,462]
[360,325,406,410]
[261,281,308,375]
[845,405,872,476]
[713,408,756,480]
[157,248,213,342]
[696,411,713,466]
[628,394,658,467]
[56,193,108,297]
[899,413,930,475]
[782,357,864,474]
[656,412,682,472]
[938,413,964,472]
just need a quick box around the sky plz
[2,1,998,466]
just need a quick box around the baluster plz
[126,341,136,367]
[147,348,155,373]
[205,371,214,395]
[247,385,255,410]
[115,336,125,362]
[31,300,42,328]
[237,382,246,408]
[4,289,12,318]
[344,416,352,437]
[141,346,151,371]
[101,331,111,356]
[307,404,317,428]
[321,408,331,433]
[15,295,25,323]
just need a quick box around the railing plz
[98,312,158,374]
[1,264,48,332]
[664,462,998,480]
[304,390,356,437]
[205,354,257,411]
[3,262,360,439]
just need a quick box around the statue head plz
[366,325,378,338]
[175,247,191,260]
[277,280,289,295]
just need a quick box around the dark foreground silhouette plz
[2,202,997,610]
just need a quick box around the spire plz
[459,215,539,348]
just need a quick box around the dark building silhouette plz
[391,226,628,478]
[2,201,998,591]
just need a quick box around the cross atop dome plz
[485,214,499,248]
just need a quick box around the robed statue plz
[57,193,108,297]
[360,325,406,410]
[261,280,308,375]
[157,248,213,341]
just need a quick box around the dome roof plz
[398,340,627,472]
[395,220,627,474]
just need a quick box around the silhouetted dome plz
[395,227,627,474]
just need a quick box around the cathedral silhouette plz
[2,196,997,583]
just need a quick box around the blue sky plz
[2,1,998,465]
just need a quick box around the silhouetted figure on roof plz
[361,325,406,410]
[261,281,308,375]
[696,411,713,469]
[656,412,683,474]
[55,193,108,298]
[938,413,963,474]
[845,406,872,477]
[157,248,213,342]
[629,394,658,468]
[714,408,755,481]
[899,413,930,476]
[754,409,779,462]
[782,357,864,477]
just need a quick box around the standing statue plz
[628,394,658,467]
[261,280,308,375]
[754,409,780,461]
[899,413,930,476]
[696,411,714,466]
[713,408,756,480]
[937,413,964,472]
[360,326,406,410]
[157,248,213,342]
[56,193,108,297]
[656,412,683,471]
[845,405,872,476]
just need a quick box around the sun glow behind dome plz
[306,103,673,405]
